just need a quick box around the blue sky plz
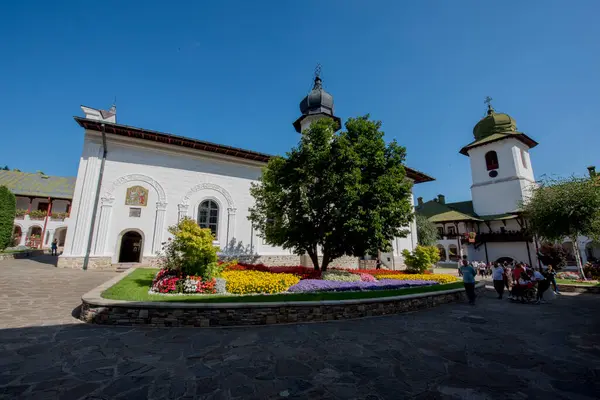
[1,1,598,203]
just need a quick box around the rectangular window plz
[129,208,141,218]
[437,227,444,236]
[447,226,456,235]
[38,202,49,212]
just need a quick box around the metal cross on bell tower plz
[484,96,494,114]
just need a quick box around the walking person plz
[459,255,477,305]
[492,262,505,299]
[533,269,550,304]
[51,238,58,256]
[547,265,560,295]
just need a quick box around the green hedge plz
[0,186,16,250]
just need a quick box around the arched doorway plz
[54,227,67,246]
[448,244,459,261]
[12,226,22,247]
[27,226,42,248]
[118,231,143,263]
[496,257,515,265]
[437,245,447,261]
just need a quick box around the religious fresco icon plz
[125,186,148,207]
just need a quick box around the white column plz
[68,143,103,256]
[444,245,450,262]
[177,204,189,222]
[93,197,114,255]
[226,208,237,245]
[152,202,168,255]
[46,230,55,247]
[19,230,27,246]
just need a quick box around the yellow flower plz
[377,273,459,284]
[221,270,300,294]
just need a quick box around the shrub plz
[322,270,361,282]
[377,273,458,284]
[583,262,600,280]
[221,270,300,294]
[401,246,441,273]
[160,218,222,279]
[28,209,47,219]
[0,186,16,251]
[288,279,436,293]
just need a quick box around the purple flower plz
[287,279,436,293]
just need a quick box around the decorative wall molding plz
[181,183,235,209]
[104,173,167,203]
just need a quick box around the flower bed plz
[151,269,217,294]
[377,273,459,284]
[288,278,436,293]
[225,263,321,279]
[556,271,581,280]
[221,270,300,294]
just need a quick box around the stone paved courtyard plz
[0,257,599,399]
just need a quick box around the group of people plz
[458,255,560,305]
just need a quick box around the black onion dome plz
[299,76,335,117]
[293,75,341,133]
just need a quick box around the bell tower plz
[293,65,341,133]
[460,98,539,216]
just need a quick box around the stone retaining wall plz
[0,249,45,261]
[80,273,484,327]
[557,284,600,294]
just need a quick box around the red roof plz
[74,117,434,184]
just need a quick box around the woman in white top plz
[492,263,505,299]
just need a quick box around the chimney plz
[417,197,423,206]
[437,194,445,204]
[588,166,596,178]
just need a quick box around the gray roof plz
[0,170,76,199]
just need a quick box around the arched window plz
[485,151,499,171]
[520,149,528,169]
[198,200,219,237]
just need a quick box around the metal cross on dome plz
[484,96,493,106]
[314,63,322,79]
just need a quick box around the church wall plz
[59,130,419,270]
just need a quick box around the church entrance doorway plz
[119,231,142,263]
[496,257,514,265]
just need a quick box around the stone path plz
[1,257,599,399]
[0,255,116,328]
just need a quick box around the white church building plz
[58,74,434,271]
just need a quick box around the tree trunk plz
[307,249,320,271]
[572,237,587,280]
[320,254,331,271]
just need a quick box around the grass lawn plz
[556,278,600,287]
[102,268,464,303]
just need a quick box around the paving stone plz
[0,257,599,400]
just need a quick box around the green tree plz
[523,176,600,279]
[536,243,568,270]
[249,117,414,271]
[0,186,16,251]
[402,245,441,273]
[416,214,439,246]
